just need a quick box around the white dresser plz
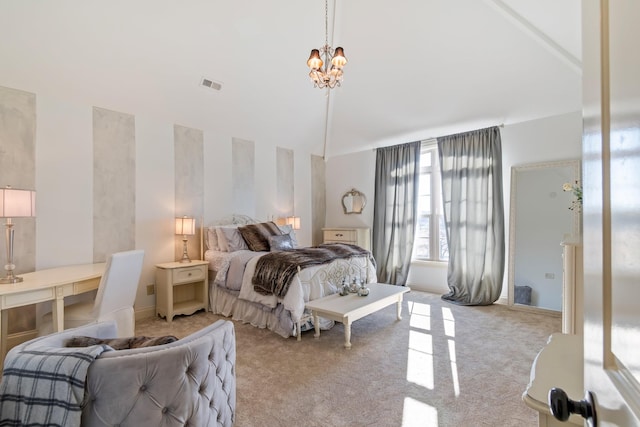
[322,227,370,251]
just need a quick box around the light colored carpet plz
[136,290,561,427]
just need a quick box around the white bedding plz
[205,248,377,337]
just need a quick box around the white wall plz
[325,149,376,229]
[36,95,93,269]
[325,111,583,298]
[134,116,175,310]
[28,89,317,316]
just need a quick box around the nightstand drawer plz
[172,265,206,285]
[323,229,356,242]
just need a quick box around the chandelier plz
[307,0,347,89]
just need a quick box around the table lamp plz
[285,216,301,230]
[175,216,196,263]
[0,186,36,284]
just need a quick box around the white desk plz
[0,263,106,364]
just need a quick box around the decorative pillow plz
[65,335,178,350]
[269,234,294,251]
[216,227,230,252]
[220,227,249,252]
[238,221,282,252]
[206,227,219,251]
[277,224,299,248]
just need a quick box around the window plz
[413,141,448,262]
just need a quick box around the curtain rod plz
[371,123,504,151]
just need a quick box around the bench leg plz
[344,318,352,349]
[313,313,321,338]
[396,296,403,320]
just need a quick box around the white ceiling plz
[0,0,582,158]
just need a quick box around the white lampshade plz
[285,216,301,230]
[175,216,195,236]
[0,187,36,218]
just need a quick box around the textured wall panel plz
[0,86,37,333]
[276,147,294,216]
[311,154,326,246]
[232,138,255,216]
[93,107,136,263]
[174,125,203,261]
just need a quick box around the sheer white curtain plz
[438,127,505,305]
[372,141,421,286]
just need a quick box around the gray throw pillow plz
[269,234,294,251]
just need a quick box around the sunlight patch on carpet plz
[448,339,460,396]
[402,397,438,426]
[407,330,434,389]
[442,306,455,337]
[408,301,431,330]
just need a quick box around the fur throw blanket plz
[65,335,178,350]
[252,243,375,298]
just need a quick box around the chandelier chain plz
[325,0,329,48]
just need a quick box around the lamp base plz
[0,275,23,284]
[180,238,191,263]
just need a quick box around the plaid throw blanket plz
[252,243,375,298]
[0,344,111,427]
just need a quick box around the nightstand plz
[155,260,209,322]
[322,227,371,251]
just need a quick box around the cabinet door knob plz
[188,272,192,276]
[548,388,597,427]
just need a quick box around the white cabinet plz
[322,227,370,251]
[155,260,209,323]
[523,333,584,426]
[561,242,583,335]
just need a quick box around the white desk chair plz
[39,250,144,337]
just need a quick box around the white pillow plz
[206,227,219,251]
[216,227,229,252]
[220,227,249,252]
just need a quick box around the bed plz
[203,215,377,339]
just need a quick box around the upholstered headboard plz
[211,214,258,226]
[200,214,259,259]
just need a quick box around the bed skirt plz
[209,284,296,338]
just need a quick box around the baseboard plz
[135,306,156,321]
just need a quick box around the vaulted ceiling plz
[0,0,581,158]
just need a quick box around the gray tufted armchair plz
[5,319,236,426]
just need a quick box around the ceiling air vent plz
[200,77,222,91]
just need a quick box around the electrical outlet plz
[146,284,155,295]
[544,273,555,279]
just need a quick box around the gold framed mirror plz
[342,188,366,214]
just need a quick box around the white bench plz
[304,283,410,349]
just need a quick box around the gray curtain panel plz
[372,141,421,286]
[438,126,505,305]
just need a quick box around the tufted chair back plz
[6,320,236,427]
[83,320,236,426]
